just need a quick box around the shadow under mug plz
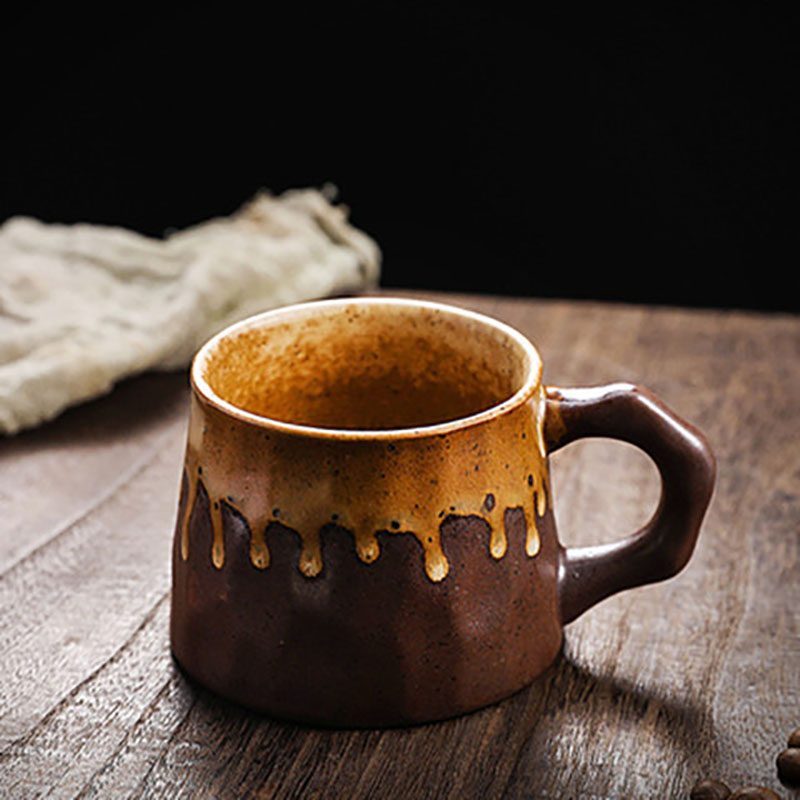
[170,297,716,727]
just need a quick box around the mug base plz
[169,631,564,729]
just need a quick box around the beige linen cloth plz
[0,188,380,434]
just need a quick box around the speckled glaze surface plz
[170,298,716,727]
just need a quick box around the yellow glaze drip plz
[179,458,225,570]
[354,529,380,563]
[298,528,323,578]
[249,523,270,569]
[526,382,549,557]
[210,501,225,569]
[526,469,549,557]
[422,536,449,582]
[483,503,507,559]
[180,475,197,561]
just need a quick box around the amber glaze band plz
[184,298,550,582]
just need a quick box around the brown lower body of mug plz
[170,484,563,727]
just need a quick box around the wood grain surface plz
[1,291,798,799]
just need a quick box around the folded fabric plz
[0,188,381,434]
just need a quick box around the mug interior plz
[194,298,540,434]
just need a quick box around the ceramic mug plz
[170,297,715,726]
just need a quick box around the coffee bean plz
[729,788,781,800]
[787,727,800,748]
[690,778,731,799]
[777,747,800,786]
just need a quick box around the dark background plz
[2,4,795,312]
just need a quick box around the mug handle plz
[544,383,716,624]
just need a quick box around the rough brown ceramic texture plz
[170,298,716,727]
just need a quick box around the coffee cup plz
[170,297,715,726]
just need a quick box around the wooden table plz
[2,291,798,799]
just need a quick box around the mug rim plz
[190,296,543,441]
